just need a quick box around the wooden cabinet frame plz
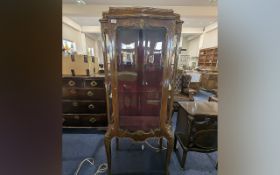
[100,7,183,174]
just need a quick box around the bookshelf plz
[198,47,218,69]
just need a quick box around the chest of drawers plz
[62,76,107,129]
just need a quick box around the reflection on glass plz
[117,27,166,131]
[121,42,135,49]
[154,42,162,50]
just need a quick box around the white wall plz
[85,36,94,48]
[186,37,200,57]
[96,40,104,64]
[201,28,218,49]
[181,26,218,58]
[62,23,85,54]
[62,23,104,62]
[84,35,104,64]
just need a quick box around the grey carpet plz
[62,91,217,175]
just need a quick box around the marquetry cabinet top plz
[100,7,182,21]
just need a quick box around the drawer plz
[63,77,84,88]
[84,78,104,88]
[62,88,106,100]
[62,100,106,114]
[63,114,107,127]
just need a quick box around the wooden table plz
[174,101,218,169]
[178,101,218,115]
[172,92,194,114]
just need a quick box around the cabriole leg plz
[165,135,174,175]
[104,131,112,175]
[116,137,119,150]
[159,137,163,150]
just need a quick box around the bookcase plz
[198,47,218,69]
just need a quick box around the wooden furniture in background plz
[208,88,218,102]
[62,75,107,129]
[174,101,218,169]
[208,95,218,102]
[200,72,218,91]
[62,54,99,76]
[100,7,183,175]
[173,70,194,114]
[198,47,218,69]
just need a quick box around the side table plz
[174,101,218,169]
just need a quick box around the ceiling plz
[62,0,217,35]
[63,0,217,6]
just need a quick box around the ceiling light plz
[75,0,86,5]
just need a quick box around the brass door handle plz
[68,80,76,86]
[90,81,98,87]
[87,91,94,96]
[89,117,96,123]
[88,104,95,109]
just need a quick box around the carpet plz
[62,91,217,175]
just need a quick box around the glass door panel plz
[117,27,166,131]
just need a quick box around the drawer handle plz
[88,104,95,109]
[87,91,94,96]
[72,101,78,107]
[68,80,76,86]
[90,81,98,87]
[74,115,79,119]
[89,117,96,123]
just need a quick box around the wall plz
[181,27,218,57]
[186,36,200,57]
[201,28,218,49]
[85,35,95,50]
[63,22,104,71]
[85,35,104,64]
[62,23,84,54]
[96,40,104,64]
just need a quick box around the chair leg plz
[104,131,112,175]
[173,135,177,150]
[174,135,187,170]
[116,137,119,150]
[181,150,187,169]
[215,162,218,169]
[159,137,163,150]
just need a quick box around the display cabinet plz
[100,7,183,174]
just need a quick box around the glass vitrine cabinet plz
[100,7,183,174]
